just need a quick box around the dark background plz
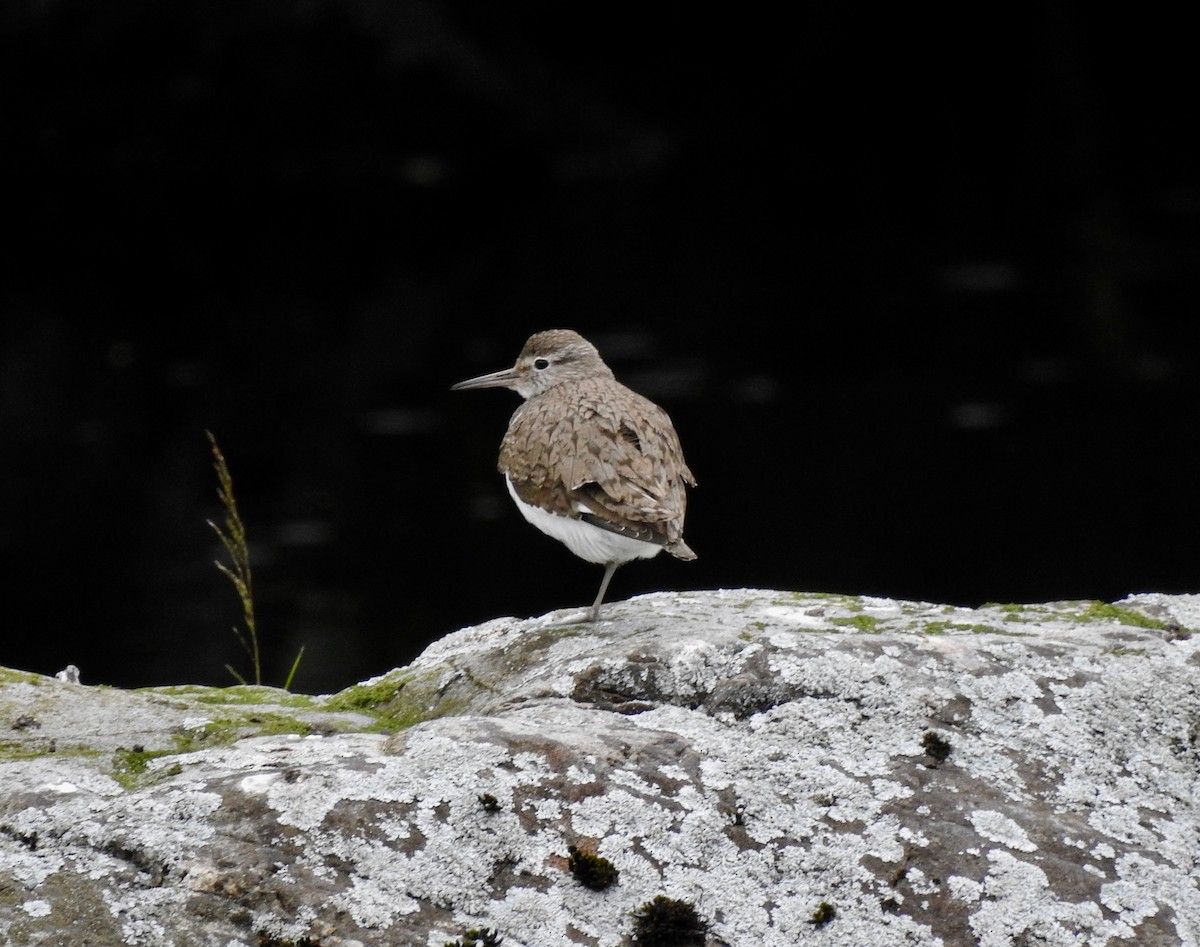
[3,2,1197,693]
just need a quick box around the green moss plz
[104,709,339,788]
[324,670,474,732]
[244,712,316,736]
[830,615,882,633]
[921,731,952,763]
[325,674,410,712]
[0,740,67,761]
[168,712,317,756]
[919,621,1014,636]
[1073,602,1167,630]
[143,684,319,708]
[0,668,45,685]
[0,739,102,764]
[112,746,184,790]
[567,845,619,890]
[978,602,1044,624]
[0,741,41,761]
[631,896,707,946]
[810,901,837,927]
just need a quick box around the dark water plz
[2,3,1197,692]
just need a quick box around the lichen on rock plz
[2,589,1199,946]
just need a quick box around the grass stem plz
[207,430,262,686]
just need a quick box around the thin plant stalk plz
[283,645,305,692]
[206,431,261,686]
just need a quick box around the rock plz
[2,590,1199,946]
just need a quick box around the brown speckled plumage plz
[452,329,696,619]
[501,365,696,557]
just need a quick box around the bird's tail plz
[666,539,697,561]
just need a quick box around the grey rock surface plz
[2,590,1199,946]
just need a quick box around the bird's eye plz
[534,358,550,370]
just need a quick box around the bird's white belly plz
[504,476,662,565]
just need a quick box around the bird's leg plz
[590,562,619,621]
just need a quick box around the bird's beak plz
[450,367,520,391]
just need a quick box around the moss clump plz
[478,793,502,813]
[0,739,87,762]
[830,615,882,633]
[112,746,183,789]
[443,930,503,947]
[167,712,317,757]
[918,621,1014,636]
[103,706,343,788]
[323,672,467,732]
[567,845,619,890]
[0,668,45,685]
[631,895,706,945]
[145,684,319,709]
[1072,602,1167,629]
[921,731,952,764]
[810,901,837,927]
[324,675,409,712]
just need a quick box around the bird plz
[451,329,696,621]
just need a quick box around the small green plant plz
[207,431,303,690]
[567,844,619,890]
[630,895,706,945]
[810,901,836,927]
[443,930,503,947]
[478,793,502,813]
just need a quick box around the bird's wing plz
[499,378,694,548]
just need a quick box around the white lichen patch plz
[969,851,1116,946]
[947,874,983,902]
[238,771,281,795]
[968,810,1037,852]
